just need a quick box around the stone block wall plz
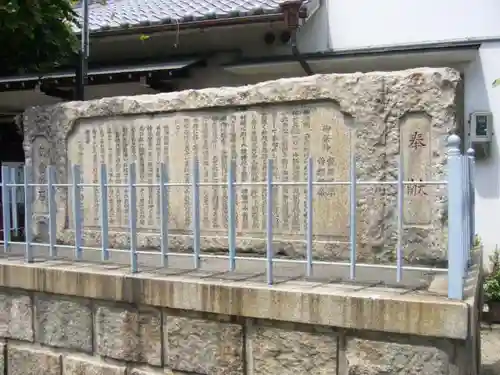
[0,289,466,375]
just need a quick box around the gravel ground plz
[481,324,500,375]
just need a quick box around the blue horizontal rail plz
[0,135,474,300]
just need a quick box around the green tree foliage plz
[0,0,79,75]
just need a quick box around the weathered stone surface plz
[130,366,188,375]
[95,304,161,365]
[0,292,33,341]
[8,344,61,375]
[61,102,353,261]
[249,324,338,375]
[0,342,5,374]
[345,337,451,374]
[164,314,243,374]
[63,354,126,375]
[34,294,92,352]
[23,68,460,264]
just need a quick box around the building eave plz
[225,40,482,67]
[223,40,482,76]
[81,13,287,39]
[73,0,321,39]
[0,58,205,98]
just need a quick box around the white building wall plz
[463,42,500,260]
[327,0,500,50]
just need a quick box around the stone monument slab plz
[23,68,460,264]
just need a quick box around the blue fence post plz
[396,152,404,283]
[128,162,138,273]
[1,166,11,251]
[266,159,274,285]
[192,158,201,269]
[47,166,57,257]
[467,148,476,248]
[23,165,33,262]
[10,168,18,237]
[72,164,82,260]
[349,146,357,280]
[99,164,109,261]
[447,134,465,300]
[461,155,470,269]
[227,159,236,272]
[159,163,169,268]
[305,157,313,277]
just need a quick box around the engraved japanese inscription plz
[31,136,51,214]
[66,102,352,241]
[400,113,432,225]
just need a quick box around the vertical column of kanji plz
[114,126,122,227]
[290,109,302,234]
[154,124,161,227]
[91,128,99,227]
[249,111,260,233]
[201,115,210,231]
[400,114,432,225]
[146,124,154,229]
[106,126,115,228]
[138,125,146,228]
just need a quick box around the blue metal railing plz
[0,134,475,300]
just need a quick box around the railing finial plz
[466,147,476,158]
[447,134,461,153]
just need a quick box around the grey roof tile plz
[74,0,285,33]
